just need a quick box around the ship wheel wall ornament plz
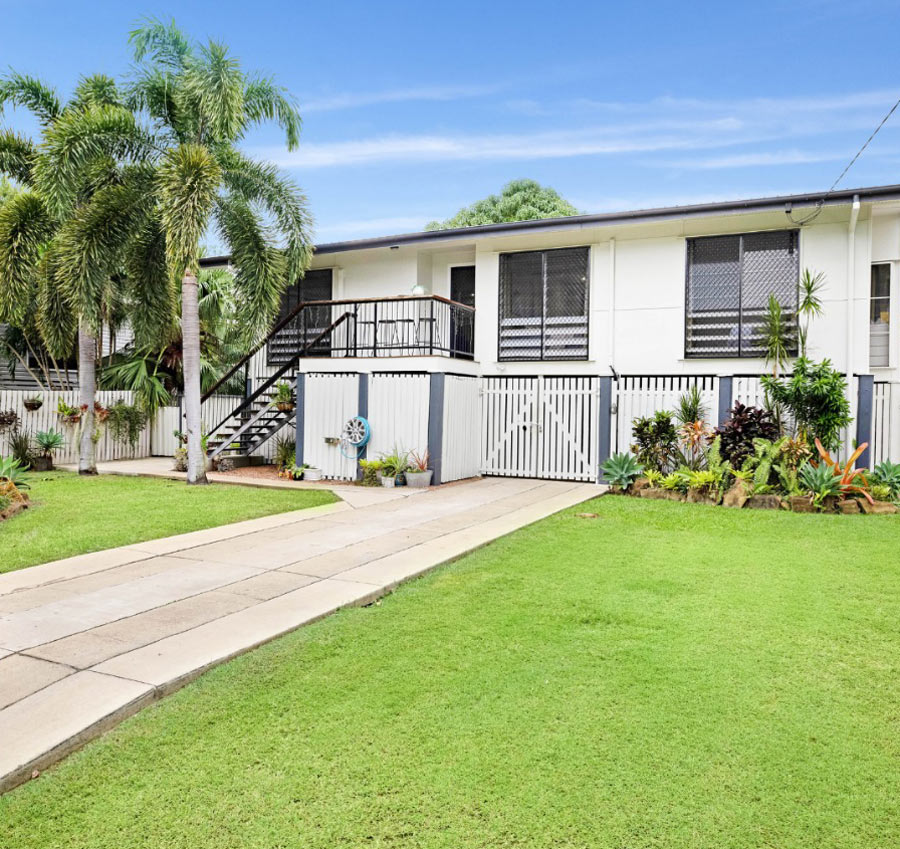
[339,416,371,459]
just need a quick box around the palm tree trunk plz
[182,269,208,485]
[78,323,97,475]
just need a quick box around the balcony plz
[266,295,475,364]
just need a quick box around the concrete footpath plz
[0,476,598,793]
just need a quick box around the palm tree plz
[0,72,125,473]
[38,19,313,483]
[798,269,826,358]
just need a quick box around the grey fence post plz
[357,373,369,478]
[294,374,305,466]
[717,376,733,428]
[597,376,612,483]
[428,373,445,486]
[856,374,874,468]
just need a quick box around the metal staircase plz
[203,306,352,462]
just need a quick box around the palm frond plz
[0,72,61,124]
[0,190,54,323]
[158,142,221,276]
[99,350,172,415]
[36,245,78,357]
[216,148,313,280]
[54,171,156,331]
[129,17,192,69]
[0,130,38,185]
[34,104,160,216]
[124,215,177,348]
[213,193,287,343]
[244,75,302,150]
[184,41,244,143]
[70,74,121,110]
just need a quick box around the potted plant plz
[379,448,409,488]
[406,450,433,488]
[56,399,82,426]
[0,409,19,433]
[23,395,43,412]
[304,464,323,482]
[358,458,383,486]
[272,381,295,412]
[32,429,65,471]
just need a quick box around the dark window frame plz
[684,230,799,359]
[497,246,590,362]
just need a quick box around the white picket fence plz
[611,375,718,454]
[871,382,898,465]
[0,389,150,464]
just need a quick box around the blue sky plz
[3,0,900,243]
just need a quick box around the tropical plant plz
[798,461,842,510]
[272,381,294,406]
[643,469,663,486]
[0,455,30,490]
[106,399,148,451]
[30,19,313,484]
[677,419,712,470]
[675,385,707,425]
[34,428,65,458]
[811,439,874,504]
[600,452,644,490]
[870,460,900,499]
[7,427,34,466]
[273,434,295,470]
[56,399,80,420]
[761,294,795,377]
[0,409,18,432]
[425,179,580,230]
[870,483,892,502]
[798,269,826,358]
[631,411,679,472]
[761,358,851,452]
[660,468,691,493]
[379,448,410,478]
[409,450,430,472]
[714,402,779,468]
[687,469,719,493]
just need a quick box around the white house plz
[199,184,900,482]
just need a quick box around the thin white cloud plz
[665,149,849,169]
[302,83,500,112]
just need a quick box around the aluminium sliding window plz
[870,263,891,367]
[685,230,799,358]
[498,247,589,360]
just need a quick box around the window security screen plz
[499,247,589,360]
[685,231,798,358]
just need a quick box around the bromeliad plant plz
[798,461,843,510]
[601,452,643,491]
[806,439,874,505]
[870,460,900,500]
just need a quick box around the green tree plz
[425,178,580,230]
[39,19,312,484]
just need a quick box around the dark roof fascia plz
[200,184,900,265]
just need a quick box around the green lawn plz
[2,471,337,572]
[3,497,899,847]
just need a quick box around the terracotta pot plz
[276,402,295,412]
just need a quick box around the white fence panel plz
[151,395,245,457]
[612,375,718,454]
[0,389,150,464]
[442,376,481,482]
[540,377,599,481]
[732,376,767,410]
[872,382,897,465]
[367,374,430,461]
[303,373,359,479]
[481,377,539,477]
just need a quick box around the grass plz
[2,497,899,847]
[1,471,337,573]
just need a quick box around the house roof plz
[199,182,900,266]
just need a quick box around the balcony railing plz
[266,295,475,364]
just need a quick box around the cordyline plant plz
[809,438,874,505]
[3,19,313,483]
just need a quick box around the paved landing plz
[0,477,597,793]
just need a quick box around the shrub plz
[632,411,678,472]
[871,483,893,502]
[761,357,851,452]
[35,429,65,458]
[601,453,643,490]
[644,469,663,486]
[661,467,691,493]
[358,459,383,487]
[106,400,148,451]
[273,435,295,470]
[675,385,707,425]
[7,428,34,467]
[870,460,900,499]
[714,402,779,467]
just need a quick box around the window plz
[685,230,799,358]
[870,263,891,367]
[498,247,589,360]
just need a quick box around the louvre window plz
[685,231,799,358]
[499,247,589,360]
[870,263,891,367]
[267,268,334,364]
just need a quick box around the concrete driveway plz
[0,476,597,793]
